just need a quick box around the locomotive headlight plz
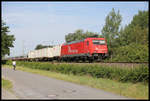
[95,47,98,50]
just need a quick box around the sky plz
[2,1,148,57]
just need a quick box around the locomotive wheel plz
[88,58,93,63]
[75,57,79,62]
[97,55,102,62]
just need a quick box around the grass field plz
[2,65,148,99]
[2,77,13,92]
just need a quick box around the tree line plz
[35,44,53,50]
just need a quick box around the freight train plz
[12,37,108,62]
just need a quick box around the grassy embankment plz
[2,78,13,92]
[2,62,148,99]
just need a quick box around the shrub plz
[111,43,148,62]
[5,61,149,83]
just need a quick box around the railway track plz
[52,61,148,64]
[51,62,148,68]
[24,61,148,68]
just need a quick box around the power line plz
[22,40,25,56]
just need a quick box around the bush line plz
[5,60,149,83]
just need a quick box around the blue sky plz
[2,2,148,57]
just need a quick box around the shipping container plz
[52,45,62,57]
[27,45,62,59]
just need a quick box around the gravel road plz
[2,67,130,99]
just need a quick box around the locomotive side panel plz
[61,40,90,57]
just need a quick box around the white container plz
[46,48,53,57]
[28,51,35,58]
[28,45,61,58]
[52,45,61,57]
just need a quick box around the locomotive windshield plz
[92,40,105,45]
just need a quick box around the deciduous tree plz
[65,29,100,43]
[1,21,15,57]
[101,8,122,57]
[35,44,53,50]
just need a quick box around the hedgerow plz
[111,43,148,62]
[5,60,149,83]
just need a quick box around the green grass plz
[2,65,148,99]
[2,78,13,92]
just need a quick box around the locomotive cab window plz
[92,40,105,45]
[87,41,89,45]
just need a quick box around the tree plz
[101,8,122,57]
[35,44,53,50]
[129,10,148,45]
[1,21,15,57]
[112,10,149,62]
[65,29,100,43]
[65,29,84,43]
[130,10,148,29]
[65,33,74,43]
[119,10,149,46]
[35,44,44,50]
[84,31,100,38]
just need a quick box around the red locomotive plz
[61,37,108,62]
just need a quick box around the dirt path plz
[2,67,130,99]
